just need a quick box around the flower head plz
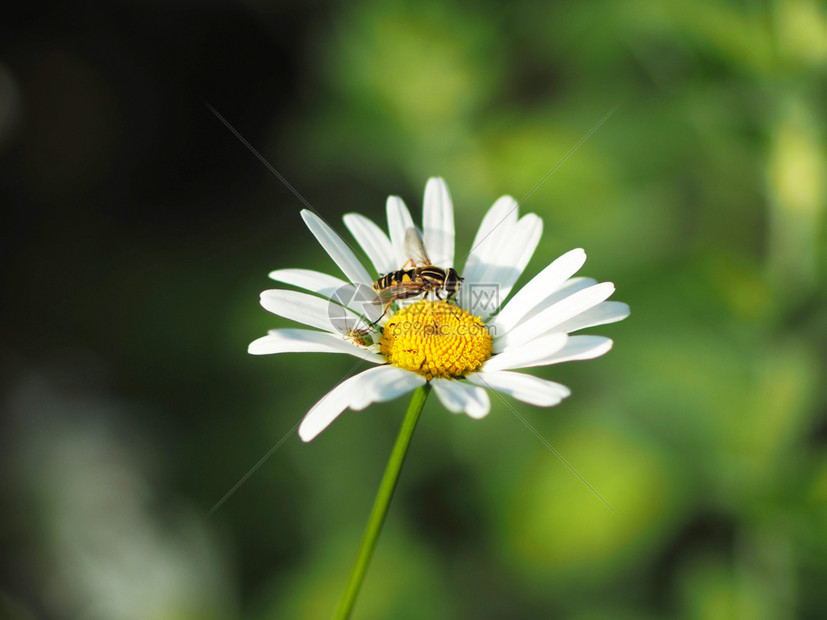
[249,178,628,441]
[380,300,492,380]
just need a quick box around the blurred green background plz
[2,1,826,618]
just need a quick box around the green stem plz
[332,384,430,620]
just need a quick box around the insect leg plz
[367,300,394,327]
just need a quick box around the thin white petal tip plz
[467,404,490,419]
[298,409,329,442]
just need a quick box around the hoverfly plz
[371,227,463,320]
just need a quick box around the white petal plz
[431,378,491,419]
[491,214,543,307]
[461,195,519,287]
[298,366,425,441]
[488,249,587,334]
[553,301,630,333]
[260,289,362,333]
[301,210,373,285]
[248,329,385,364]
[486,335,612,371]
[468,214,543,319]
[493,282,615,352]
[422,177,455,267]
[542,335,614,364]
[386,196,415,267]
[520,277,597,323]
[348,366,425,410]
[343,213,395,275]
[268,269,377,319]
[269,268,348,298]
[482,332,569,372]
[468,371,571,407]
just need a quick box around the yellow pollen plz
[379,300,492,381]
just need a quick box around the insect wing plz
[403,227,432,266]
[371,281,423,304]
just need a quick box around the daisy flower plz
[249,178,629,441]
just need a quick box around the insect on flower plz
[371,227,463,322]
[342,314,375,347]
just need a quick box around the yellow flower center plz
[379,300,492,381]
